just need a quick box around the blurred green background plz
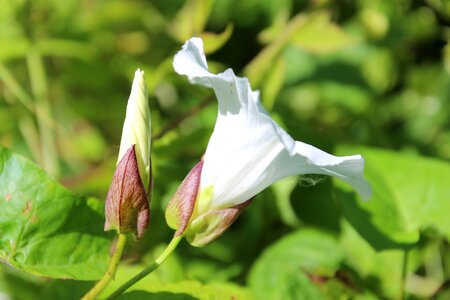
[1,0,450,299]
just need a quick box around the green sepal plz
[185,200,252,247]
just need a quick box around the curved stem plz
[400,249,409,300]
[106,235,182,300]
[82,234,127,300]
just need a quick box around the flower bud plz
[104,145,150,239]
[104,69,152,239]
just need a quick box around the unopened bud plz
[104,145,150,239]
[104,69,152,239]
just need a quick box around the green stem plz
[0,63,35,112]
[82,234,127,300]
[400,249,408,300]
[26,47,59,177]
[1,59,61,167]
[106,235,182,300]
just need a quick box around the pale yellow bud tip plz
[118,69,151,189]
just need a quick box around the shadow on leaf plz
[119,290,199,300]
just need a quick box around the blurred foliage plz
[0,0,450,299]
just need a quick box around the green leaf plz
[257,8,290,44]
[245,12,355,88]
[361,49,397,93]
[201,23,234,54]
[119,281,252,300]
[169,0,213,43]
[0,265,45,300]
[244,14,308,87]
[0,38,30,62]
[271,177,301,228]
[248,228,344,300]
[99,262,251,300]
[436,288,450,300]
[261,56,286,110]
[335,146,450,250]
[339,220,404,299]
[291,12,357,54]
[40,279,93,300]
[0,147,111,280]
[36,38,95,60]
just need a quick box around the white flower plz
[174,37,370,207]
[168,37,371,246]
[117,69,151,188]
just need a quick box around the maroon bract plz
[105,145,150,239]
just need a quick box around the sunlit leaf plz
[244,14,307,87]
[169,0,213,43]
[335,146,450,250]
[245,12,356,87]
[0,147,111,280]
[201,23,234,54]
[339,220,404,299]
[98,262,251,300]
[120,281,252,300]
[290,12,357,54]
[257,8,290,44]
[0,38,30,62]
[359,8,389,40]
[248,228,344,299]
[261,56,285,110]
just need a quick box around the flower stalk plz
[105,235,182,299]
[83,69,152,299]
[81,234,127,300]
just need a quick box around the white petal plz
[173,38,371,210]
[265,141,372,200]
[173,37,212,87]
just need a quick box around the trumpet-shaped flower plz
[104,69,151,239]
[166,38,371,246]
